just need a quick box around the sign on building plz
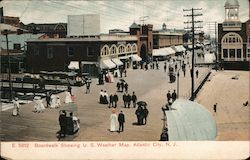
[67,14,100,37]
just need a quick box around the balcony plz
[223,21,241,31]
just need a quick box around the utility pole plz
[183,8,203,101]
[2,29,13,100]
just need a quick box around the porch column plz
[235,49,237,61]
[241,48,243,61]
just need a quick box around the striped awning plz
[173,45,186,52]
[101,59,116,69]
[111,58,123,66]
[153,48,176,56]
[131,54,142,61]
[166,47,176,55]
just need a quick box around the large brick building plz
[129,23,153,62]
[218,0,250,70]
[26,34,140,76]
[153,26,183,49]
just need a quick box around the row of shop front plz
[68,53,142,77]
[152,45,186,61]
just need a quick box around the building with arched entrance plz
[129,22,153,63]
[218,0,250,70]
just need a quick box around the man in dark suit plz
[118,111,125,132]
[113,93,119,108]
[59,110,67,138]
[131,92,137,108]
[166,90,171,104]
[127,93,131,108]
[68,85,72,95]
[142,106,149,125]
[123,93,127,108]
[172,90,177,102]
[109,94,114,108]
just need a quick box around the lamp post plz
[176,59,182,99]
[177,70,180,98]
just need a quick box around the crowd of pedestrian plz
[116,81,128,92]
[57,110,80,138]
[135,105,149,125]
[166,90,177,104]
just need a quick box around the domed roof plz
[225,0,239,7]
[164,99,217,141]
[129,22,140,29]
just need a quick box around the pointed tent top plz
[129,22,140,29]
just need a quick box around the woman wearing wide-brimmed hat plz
[110,108,119,132]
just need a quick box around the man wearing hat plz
[118,111,125,133]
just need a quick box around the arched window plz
[132,43,137,52]
[221,32,242,44]
[126,44,132,52]
[118,44,125,53]
[101,45,110,56]
[110,45,117,55]
[221,32,243,60]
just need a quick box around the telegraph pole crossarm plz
[183,8,203,101]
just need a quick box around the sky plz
[1,0,249,34]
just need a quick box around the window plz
[87,47,94,57]
[223,49,228,58]
[229,49,235,58]
[118,45,125,53]
[110,45,117,54]
[237,49,241,58]
[13,43,21,50]
[47,47,53,59]
[68,47,74,57]
[34,47,39,56]
[132,43,137,52]
[101,45,109,56]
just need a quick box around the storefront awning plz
[153,48,175,57]
[180,45,186,52]
[102,59,116,69]
[111,58,123,66]
[81,61,98,65]
[68,61,79,70]
[153,49,166,56]
[173,45,186,52]
[165,47,176,55]
[131,54,142,61]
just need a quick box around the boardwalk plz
[196,70,250,141]
[1,59,211,141]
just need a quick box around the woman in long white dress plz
[110,109,119,132]
[65,91,72,104]
[37,97,45,113]
[50,94,57,108]
[33,96,39,112]
[12,98,20,116]
[55,96,61,108]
